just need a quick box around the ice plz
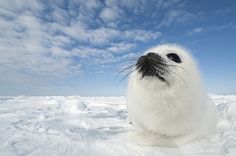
[0,95,236,156]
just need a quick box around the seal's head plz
[130,44,202,91]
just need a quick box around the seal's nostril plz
[136,55,147,65]
[147,52,156,57]
[138,56,147,61]
[146,52,161,60]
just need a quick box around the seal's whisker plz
[120,67,137,81]
[168,72,175,87]
[168,69,188,87]
[160,55,190,76]
[135,54,188,87]
[117,65,137,82]
[167,64,189,75]
[117,64,135,75]
[116,52,142,78]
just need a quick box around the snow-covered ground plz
[0,95,236,156]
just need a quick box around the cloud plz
[158,9,197,27]
[189,23,235,35]
[0,1,83,81]
[123,29,162,42]
[210,23,235,31]
[215,8,232,15]
[108,43,137,53]
[0,0,196,88]
[189,27,204,35]
[99,7,120,22]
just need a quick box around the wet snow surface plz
[0,95,236,156]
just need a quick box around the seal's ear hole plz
[167,53,182,63]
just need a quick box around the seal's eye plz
[167,53,181,63]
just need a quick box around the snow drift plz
[0,95,236,156]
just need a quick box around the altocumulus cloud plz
[0,0,198,95]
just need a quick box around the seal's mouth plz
[136,52,169,82]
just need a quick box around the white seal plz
[126,44,218,147]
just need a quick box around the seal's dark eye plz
[167,53,181,63]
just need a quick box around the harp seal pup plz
[126,44,218,147]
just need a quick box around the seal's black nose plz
[135,52,158,77]
[136,52,161,66]
[147,52,157,58]
[136,52,167,80]
[147,52,161,60]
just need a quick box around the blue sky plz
[0,0,235,96]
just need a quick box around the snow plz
[0,95,236,156]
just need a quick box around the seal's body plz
[126,44,218,146]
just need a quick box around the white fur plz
[126,44,218,147]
